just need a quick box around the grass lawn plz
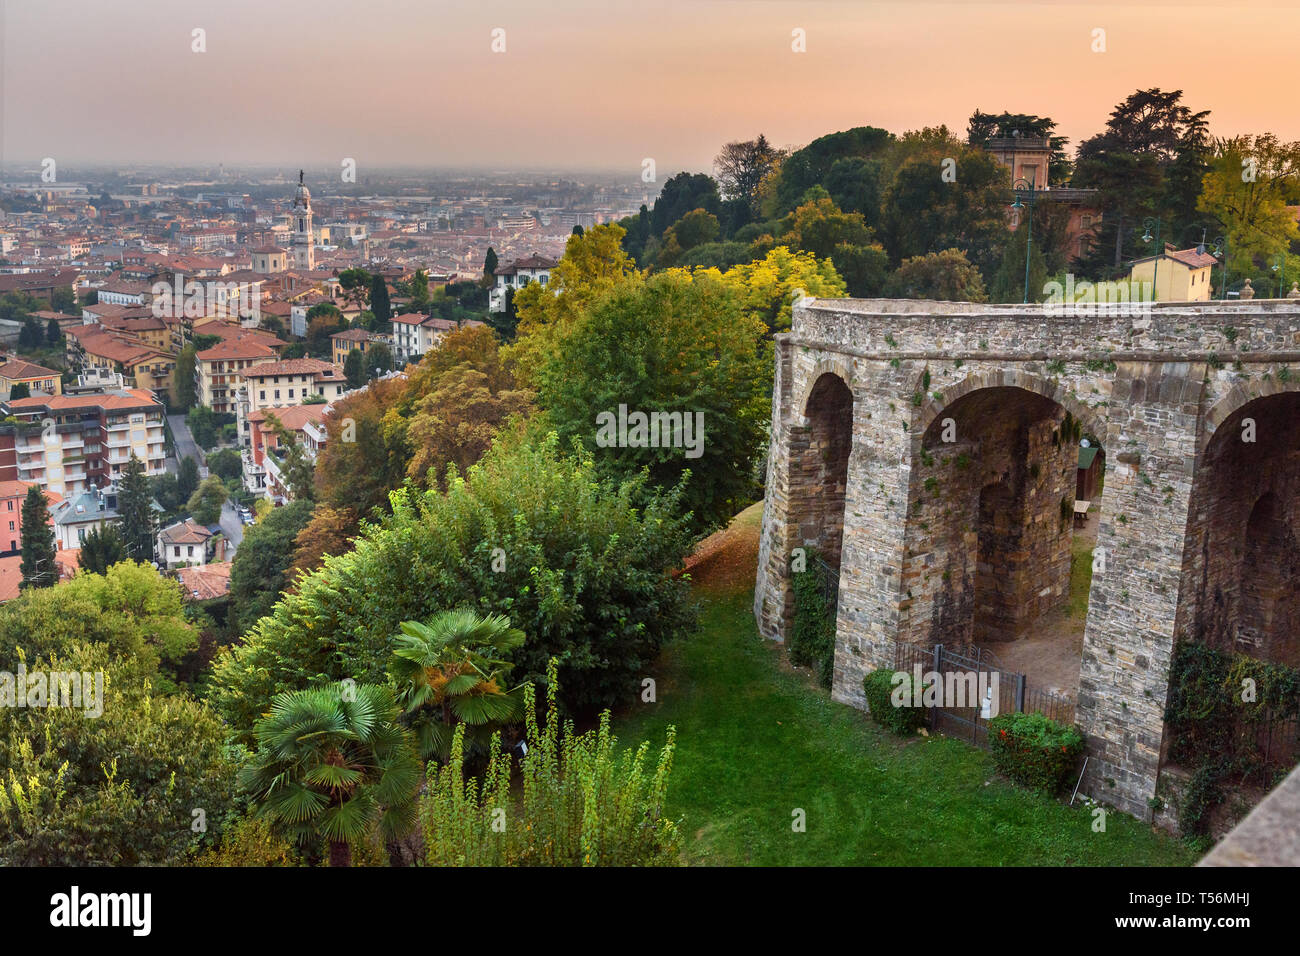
[614,505,1197,867]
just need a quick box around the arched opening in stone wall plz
[901,385,1104,702]
[792,373,853,573]
[1164,392,1300,826]
[1182,392,1300,668]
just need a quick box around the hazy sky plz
[4,0,1300,176]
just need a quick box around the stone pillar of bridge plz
[828,365,916,708]
[1076,361,1202,820]
[755,336,799,641]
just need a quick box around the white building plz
[389,314,486,364]
[489,254,557,312]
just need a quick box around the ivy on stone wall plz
[1164,640,1300,833]
[791,549,837,689]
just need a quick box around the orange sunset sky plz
[4,0,1298,173]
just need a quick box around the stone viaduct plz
[755,297,1300,820]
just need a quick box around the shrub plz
[987,711,1085,794]
[863,667,927,735]
[421,660,680,866]
[209,430,698,741]
[0,645,236,865]
[191,815,301,867]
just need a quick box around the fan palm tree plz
[238,682,421,867]
[389,609,527,763]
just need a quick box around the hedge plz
[987,711,1085,794]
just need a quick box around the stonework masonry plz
[755,297,1300,821]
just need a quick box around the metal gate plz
[892,641,1076,747]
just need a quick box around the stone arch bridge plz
[755,297,1300,819]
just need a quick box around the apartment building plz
[0,388,167,497]
[234,357,346,448]
[244,402,329,501]
[194,333,283,414]
[389,314,485,363]
[0,479,60,556]
[65,325,176,397]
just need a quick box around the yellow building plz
[331,328,390,367]
[1128,246,1218,302]
[0,358,62,396]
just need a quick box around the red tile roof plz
[177,561,232,601]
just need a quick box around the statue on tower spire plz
[299,169,304,185]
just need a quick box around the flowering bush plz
[987,711,1085,794]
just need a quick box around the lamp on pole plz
[1194,229,1227,300]
[1010,177,1037,304]
[1141,217,1163,301]
[1272,252,1287,299]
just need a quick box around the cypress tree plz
[19,485,57,589]
[117,455,156,563]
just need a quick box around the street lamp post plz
[1272,253,1287,299]
[1194,230,1227,300]
[1010,178,1037,304]
[1141,217,1163,301]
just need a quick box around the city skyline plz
[5,0,1300,173]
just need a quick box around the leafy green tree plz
[117,455,156,563]
[990,220,1049,303]
[152,472,183,512]
[483,247,498,284]
[1073,88,1211,271]
[228,499,313,634]
[238,682,420,867]
[186,406,221,449]
[0,645,235,866]
[206,448,242,482]
[0,560,197,679]
[365,341,394,379]
[409,269,431,310]
[18,317,42,349]
[715,134,781,215]
[210,432,697,736]
[650,171,722,238]
[535,270,769,534]
[1197,134,1300,277]
[8,382,30,401]
[389,610,525,762]
[337,268,371,310]
[769,126,893,217]
[79,524,128,575]
[177,454,201,501]
[883,248,989,302]
[187,475,227,526]
[657,209,721,267]
[879,129,1009,280]
[45,319,61,346]
[714,245,847,334]
[50,285,77,314]
[19,486,56,590]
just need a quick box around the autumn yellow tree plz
[1198,134,1300,277]
[504,223,641,385]
[708,245,847,335]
